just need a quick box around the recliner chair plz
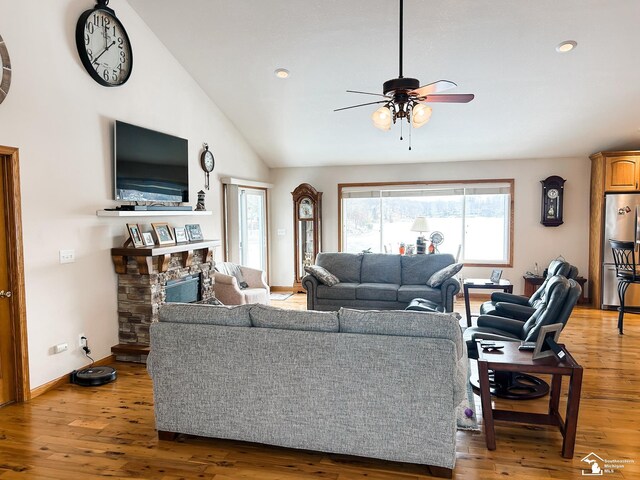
[479,259,578,321]
[465,276,582,399]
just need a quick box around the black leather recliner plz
[479,260,578,321]
[464,276,582,399]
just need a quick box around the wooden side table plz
[463,279,513,327]
[523,275,587,304]
[477,341,583,458]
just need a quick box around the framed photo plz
[532,323,563,360]
[126,223,144,248]
[142,232,155,247]
[174,226,188,243]
[151,222,174,246]
[490,269,503,283]
[185,224,203,241]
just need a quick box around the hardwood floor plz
[0,296,638,479]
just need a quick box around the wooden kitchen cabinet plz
[589,150,640,308]
[603,154,640,191]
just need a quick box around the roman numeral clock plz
[75,0,133,87]
[541,176,566,227]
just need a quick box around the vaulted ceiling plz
[128,0,640,168]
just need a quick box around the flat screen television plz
[114,121,189,202]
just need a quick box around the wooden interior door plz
[0,158,16,406]
[0,147,29,406]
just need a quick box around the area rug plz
[270,293,293,301]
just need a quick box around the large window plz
[340,180,513,266]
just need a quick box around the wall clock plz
[541,175,566,227]
[75,0,133,87]
[200,143,215,190]
[0,34,11,104]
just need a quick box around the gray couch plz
[148,303,468,476]
[303,252,460,312]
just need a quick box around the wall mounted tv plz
[114,121,189,202]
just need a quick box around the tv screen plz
[114,121,189,202]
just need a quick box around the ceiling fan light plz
[372,106,392,131]
[411,104,432,128]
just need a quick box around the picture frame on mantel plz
[151,222,174,246]
[174,226,188,243]
[185,224,203,241]
[126,223,144,248]
[142,232,155,247]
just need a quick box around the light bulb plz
[372,106,392,131]
[411,104,432,128]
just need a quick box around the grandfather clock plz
[292,183,322,292]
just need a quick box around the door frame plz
[0,146,30,402]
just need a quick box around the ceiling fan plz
[335,0,474,141]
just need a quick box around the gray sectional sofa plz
[148,302,468,476]
[303,252,460,312]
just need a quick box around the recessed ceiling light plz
[274,68,290,79]
[556,41,577,53]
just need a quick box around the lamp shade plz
[411,103,432,129]
[411,216,430,233]
[372,106,392,131]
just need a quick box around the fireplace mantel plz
[111,239,221,275]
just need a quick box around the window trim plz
[338,179,514,267]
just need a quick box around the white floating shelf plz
[96,210,213,217]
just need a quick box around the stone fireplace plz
[110,240,220,362]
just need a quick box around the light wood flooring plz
[0,296,638,479]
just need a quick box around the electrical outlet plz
[53,343,68,354]
[277,229,286,236]
[79,334,87,348]
[59,249,75,264]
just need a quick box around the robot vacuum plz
[70,366,117,386]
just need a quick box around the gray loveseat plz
[148,303,468,476]
[303,252,460,312]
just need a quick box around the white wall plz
[0,0,269,389]
[269,157,591,295]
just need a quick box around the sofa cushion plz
[339,308,464,358]
[402,254,456,285]
[250,304,339,332]
[360,254,401,284]
[216,262,249,289]
[397,285,442,303]
[304,265,340,286]
[316,253,363,283]
[356,283,399,302]
[427,263,463,287]
[159,303,252,326]
[317,282,358,300]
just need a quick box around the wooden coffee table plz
[463,278,513,327]
[477,341,583,458]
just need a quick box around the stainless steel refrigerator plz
[602,193,640,308]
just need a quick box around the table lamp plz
[411,216,429,254]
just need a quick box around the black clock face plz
[76,7,133,86]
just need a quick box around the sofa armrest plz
[490,292,529,305]
[301,274,319,310]
[239,266,269,290]
[494,302,535,321]
[440,277,461,312]
[477,315,524,337]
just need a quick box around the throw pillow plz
[304,265,340,286]
[427,263,463,287]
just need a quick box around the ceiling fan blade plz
[334,100,389,112]
[410,80,457,97]
[346,90,391,98]
[419,93,475,103]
